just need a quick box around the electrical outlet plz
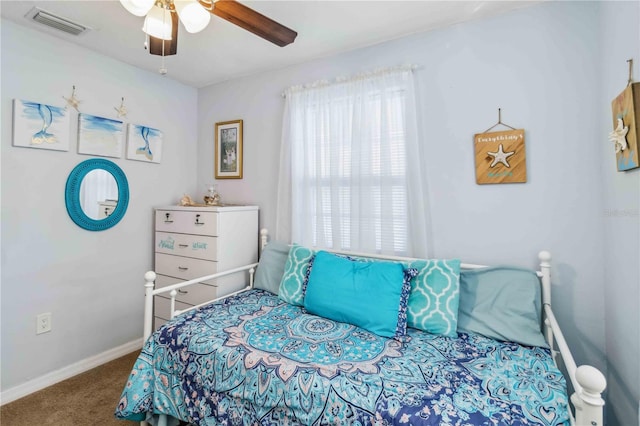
[36,312,52,334]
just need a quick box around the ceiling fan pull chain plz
[159,6,168,75]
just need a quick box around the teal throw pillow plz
[458,266,548,348]
[278,244,314,306]
[404,259,461,338]
[304,251,409,338]
[253,241,290,295]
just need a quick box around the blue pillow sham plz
[304,251,415,338]
[253,241,291,295]
[457,266,548,348]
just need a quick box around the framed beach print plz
[215,119,243,179]
[12,99,70,151]
[126,123,163,164]
[77,113,124,158]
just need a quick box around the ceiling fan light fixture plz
[142,5,173,40]
[174,0,211,34]
[119,0,155,17]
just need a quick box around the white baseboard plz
[0,338,143,406]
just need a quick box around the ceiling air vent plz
[25,7,90,36]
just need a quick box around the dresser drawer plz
[155,210,218,236]
[155,232,218,261]
[154,295,192,321]
[155,274,218,305]
[155,253,217,284]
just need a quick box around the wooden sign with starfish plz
[474,129,527,184]
[610,82,639,172]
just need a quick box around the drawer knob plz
[178,289,188,294]
[178,244,189,248]
[195,214,205,226]
[178,266,189,271]
[164,212,173,223]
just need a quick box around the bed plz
[115,230,606,426]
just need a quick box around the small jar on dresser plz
[153,204,259,329]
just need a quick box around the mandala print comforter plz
[115,289,569,425]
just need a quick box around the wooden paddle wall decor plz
[609,60,639,171]
[474,109,527,184]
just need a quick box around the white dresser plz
[98,200,117,218]
[153,205,259,329]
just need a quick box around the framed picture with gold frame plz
[214,119,243,179]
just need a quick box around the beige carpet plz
[1,350,141,426]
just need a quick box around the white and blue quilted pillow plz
[403,259,461,338]
[278,244,315,306]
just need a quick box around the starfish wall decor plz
[114,97,128,118]
[63,85,81,111]
[487,144,515,168]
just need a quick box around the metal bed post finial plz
[573,366,606,426]
[260,228,269,252]
[143,271,156,342]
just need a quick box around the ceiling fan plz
[119,0,298,57]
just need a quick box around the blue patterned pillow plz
[278,244,315,306]
[396,268,419,339]
[403,259,461,337]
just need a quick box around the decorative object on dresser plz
[203,184,221,205]
[153,205,259,329]
[214,119,243,179]
[474,108,527,184]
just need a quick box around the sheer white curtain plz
[276,66,428,257]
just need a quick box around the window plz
[278,67,427,256]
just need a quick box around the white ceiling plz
[1,0,542,88]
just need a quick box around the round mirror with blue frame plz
[65,158,129,231]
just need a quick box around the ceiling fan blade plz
[149,8,178,56]
[202,0,297,47]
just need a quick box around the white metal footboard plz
[142,264,258,341]
[143,228,269,342]
[538,252,606,426]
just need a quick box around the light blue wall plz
[198,2,638,423]
[600,2,640,425]
[200,0,606,365]
[1,19,199,390]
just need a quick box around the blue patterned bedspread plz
[115,289,569,425]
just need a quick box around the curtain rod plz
[281,64,420,98]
